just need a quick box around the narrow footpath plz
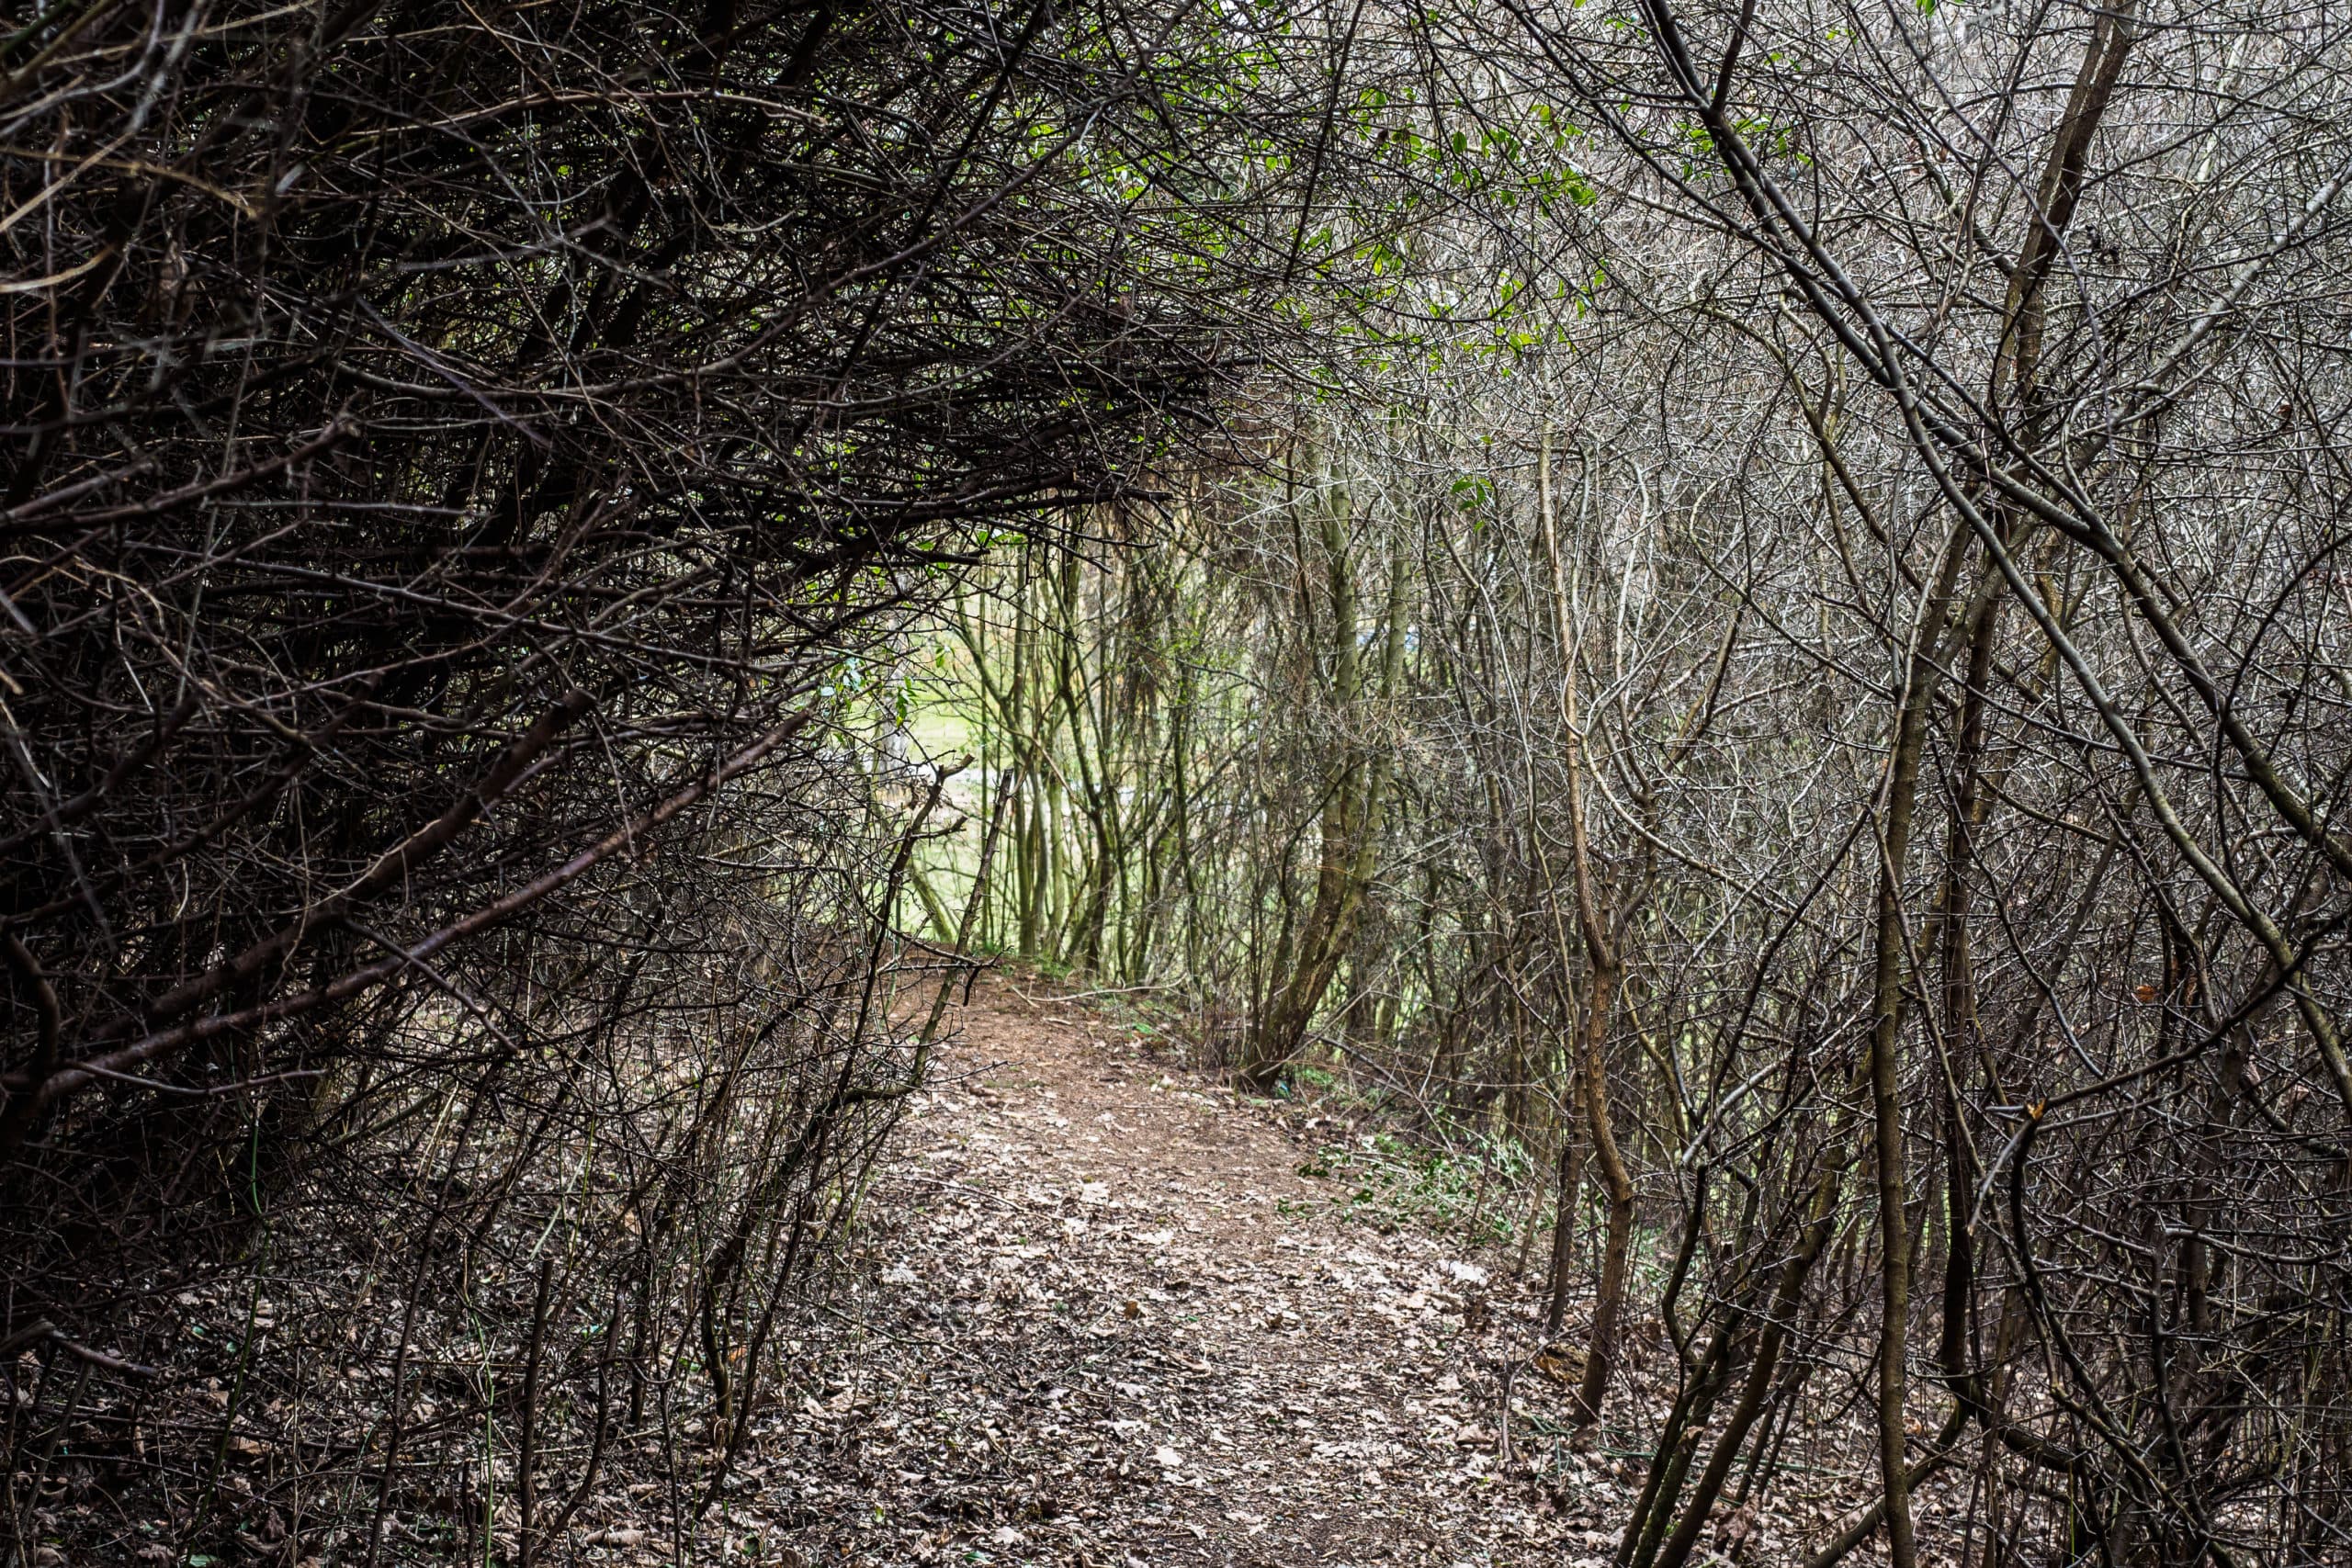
[749,982,1648,1568]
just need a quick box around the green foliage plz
[1296,1129,1531,1250]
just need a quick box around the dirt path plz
[751,983,1634,1568]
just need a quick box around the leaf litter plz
[714,981,1841,1568]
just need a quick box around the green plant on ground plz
[1293,1129,1531,1249]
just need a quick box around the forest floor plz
[717,978,1740,1568]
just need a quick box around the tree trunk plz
[1862,525,1977,1568]
[1240,512,1406,1088]
[1543,1097,1586,1343]
[1535,428,1634,1429]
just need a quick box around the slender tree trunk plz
[1536,429,1634,1427]
[1934,586,2002,1421]
[1572,942,1630,1427]
[1241,517,1406,1087]
[1863,525,1976,1568]
[1543,1087,1585,1342]
[1646,1166,1843,1568]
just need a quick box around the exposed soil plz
[741,981,1645,1568]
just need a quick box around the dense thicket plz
[919,1,2352,1561]
[14,0,2352,1562]
[0,0,1360,1558]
